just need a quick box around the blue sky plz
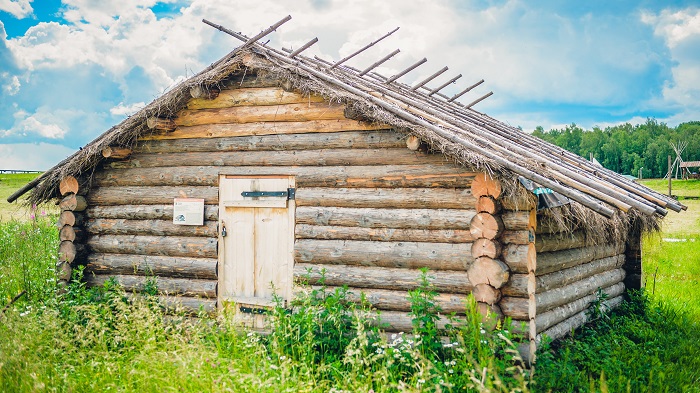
[0,0,699,170]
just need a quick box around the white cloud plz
[110,101,145,116]
[2,109,67,139]
[0,142,75,171]
[0,0,33,19]
[3,74,20,94]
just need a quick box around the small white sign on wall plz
[173,198,204,226]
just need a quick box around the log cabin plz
[7,21,683,362]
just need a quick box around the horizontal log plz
[501,210,535,231]
[295,224,473,243]
[296,206,476,230]
[537,295,624,342]
[374,310,455,332]
[158,295,217,314]
[146,117,176,131]
[537,243,624,275]
[60,176,79,196]
[85,253,217,280]
[471,172,502,198]
[84,274,216,297]
[105,148,450,169]
[57,211,84,227]
[535,283,625,333]
[174,102,347,127]
[86,186,218,206]
[295,263,472,294]
[59,225,85,242]
[60,194,87,212]
[295,187,475,209]
[501,268,626,319]
[315,286,469,314]
[501,243,537,274]
[142,119,388,141]
[187,87,325,109]
[469,213,503,240]
[536,231,585,252]
[85,219,217,237]
[135,130,405,153]
[499,230,533,245]
[93,165,477,188]
[295,239,471,270]
[102,146,132,159]
[85,204,219,220]
[467,257,510,289]
[87,235,217,258]
[502,255,625,297]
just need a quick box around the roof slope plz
[9,19,683,233]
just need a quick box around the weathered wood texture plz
[93,165,477,188]
[476,196,500,214]
[87,186,218,206]
[87,235,217,258]
[85,253,217,280]
[537,295,624,342]
[57,210,84,227]
[134,130,405,153]
[85,219,217,237]
[59,225,85,242]
[535,282,625,333]
[84,274,216,297]
[105,149,451,169]
[312,286,469,313]
[295,187,475,209]
[187,87,324,109]
[624,231,643,290]
[296,206,476,230]
[471,238,502,259]
[295,263,472,294]
[174,102,347,127]
[499,230,533,245]
[502,210,536,231]
[501,243,536,274]
[86,204,219,220]
[536,231,586,252]
[467,257,509,289]
[471,173,502,198]
[59,176,79,196]
[502,254,625,297]
[536,243,625,276]
[102,146,132,159]
[469,213,504,239]
[472,283,501,305]
[296,224,473,243]
[59,194,87,212]
[295,239,471,270]
[58,241,85,264]
[500,268,626,318]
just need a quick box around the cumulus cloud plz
[3,74,20,94]
[0,142,76,171]
[1,109,67,139]
[0,0,33,19]
[110,101,145,116]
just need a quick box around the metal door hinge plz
[241,188,295,200]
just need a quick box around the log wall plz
[81,74,483,323]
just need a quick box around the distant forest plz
[531,119,700,178]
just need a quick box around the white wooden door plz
[218,175,295,329]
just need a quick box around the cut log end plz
[469,212,504,240]
[189,85,221,99]
[468,257,510,289]
[59,194,87,212]
[471,238,502,259]
[471,172,502,198]
[59,176,79,196]
[102,146,132,159]
[476,196,500,214]
[146,117,176,132]
[472,283,502,305]
[406,135,421,151]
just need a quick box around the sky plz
[0,0,699,170]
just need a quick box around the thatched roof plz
[9,22,683,238]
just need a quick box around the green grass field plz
[0,174,699,391]
[0,173,59,221]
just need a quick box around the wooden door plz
[218,175,295,329]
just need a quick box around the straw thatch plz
[10,28,678,242]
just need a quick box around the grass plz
[0,173,58,222]
[0,177,699,391]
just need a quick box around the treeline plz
[531,119,700,178]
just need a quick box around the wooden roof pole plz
[359,49,400,76]
[256,51,616,217]
[411,66,448,91]
[386,58,427,83]
[331,27,400,69]
[448,79,484,102]
[428,74,462,96]
[289,37,319,58]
